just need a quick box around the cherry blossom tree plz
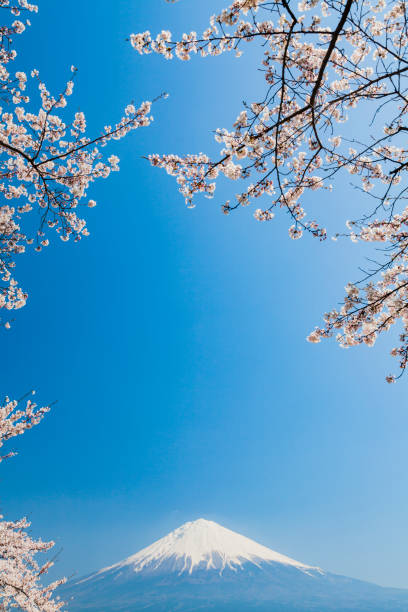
[134,0,408,381]
[0,0,158,329]
[0,392,65,610]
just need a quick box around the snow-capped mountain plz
[61,519,408,611]
[96,518,319,576]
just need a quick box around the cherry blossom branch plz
[135,0,408,381]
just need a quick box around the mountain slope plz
[60,519,408,611]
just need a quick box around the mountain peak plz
[99,518,317,576]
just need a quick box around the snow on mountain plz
[96,518,319,576]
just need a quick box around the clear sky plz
[3,0,408,591]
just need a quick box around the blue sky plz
[2,0,408,590]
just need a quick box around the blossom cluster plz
[0,391,48,461]
[0,515,65,611]
[308,209,408,382]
